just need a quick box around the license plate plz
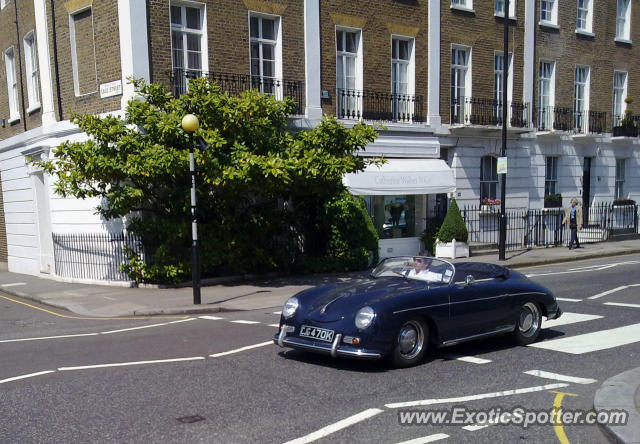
[299,325,335,342]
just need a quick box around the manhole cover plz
[176,415,205,424]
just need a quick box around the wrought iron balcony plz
[170,68,304,115]
[535,106,608,134]
[612,114,640,137]
[337,89,425,123]
[449,97,530,128]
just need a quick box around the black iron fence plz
[461,202,638,251]
[535,106,614,135]
[52,232,143,281]
[337,88,425,123]
[171,68,304,115]
[450,97,530,128]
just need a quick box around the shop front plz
[343,159,456,259]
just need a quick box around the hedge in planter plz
[436,199,469,244]
[544,193,562,208]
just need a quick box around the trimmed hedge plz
[436,198,469,244]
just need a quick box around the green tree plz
[35,77,380,283]
[436,198,469,244]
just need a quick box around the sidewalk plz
[0,238,639,318]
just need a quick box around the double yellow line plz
[0,295,186,321]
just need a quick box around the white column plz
[33,0,56,126]
[523,0,535,120]
[118,0,150,110]
[427,0,441,127]
[304,0,322,120]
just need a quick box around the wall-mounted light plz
[321,90,330,99]
[1,119,5,128]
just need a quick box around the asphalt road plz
[1,254,640,444]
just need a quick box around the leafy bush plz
[436,199,468,244]
[613,197,635,206]
[544,193,563,208]
[295,192,379,273]
[620,97,636,127]
[421,218,444,256]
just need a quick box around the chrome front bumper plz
[274,325,382,360]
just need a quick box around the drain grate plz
[176,415,205,424]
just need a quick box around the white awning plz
[343,159,455,196]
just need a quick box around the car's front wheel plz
[390,318,428,368]
[512,302,541,345]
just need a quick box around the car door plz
[448,275,513,340]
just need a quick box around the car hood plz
[304,277,424,322]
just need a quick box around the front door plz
[583,157,592,226]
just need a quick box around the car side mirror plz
[465,275,475,286]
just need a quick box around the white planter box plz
[435,238,469,259]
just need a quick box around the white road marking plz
[589,284,640,299]
[0,370,55,384]
[384,383,569,409]
[102,296,116,301]
[394,434,449,444]
[58,356,205,371]
[527,261,640,278]
[0,282,26,287]
[100,322,170,334]
[556,297,582,302]
[443,354,491,364]
[273,311,282,315]
[198,315,225,320]
[210,341,273,357]
[523,370,597,384]
[168,318,196,324]
[604,302,640,309]
[0,333,99,343]
[529,323,640,354]
[268,323,280,328]
[231,320,260,325]
[462,424,492,431]
[283,408,384,444]
[542,312,603,328]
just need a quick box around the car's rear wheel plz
[512,302,541,345]
[390,318,428,368]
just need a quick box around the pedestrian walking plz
[562,198,583,250]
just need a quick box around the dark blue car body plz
[274,259,561,362]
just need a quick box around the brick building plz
[0,0,638,280]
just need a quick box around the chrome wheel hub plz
[398,321,424,359]
[518,302,540,337]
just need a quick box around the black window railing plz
[337,88,425,123]
[450,96,530,128]
[535,106,609,134]
[171,68,304,115]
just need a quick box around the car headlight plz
[355,306,376,330]
[282,297,299,319]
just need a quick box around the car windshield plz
[371,256,455,284]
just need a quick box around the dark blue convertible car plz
[274,256,562,367]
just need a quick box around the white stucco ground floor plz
[1,120,639,280]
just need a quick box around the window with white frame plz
[545,156,558,196]
[451,0,472,9]
[250,14,281,96]
[69,8,98,96]
[336,28,361,118]
[494,51,513,124]
[615,159,625,198]
[574,66,590,132]
[171,2,205,94]
[538,61,555,130]
[391,37,415,121]
[495,0,515,18]
[540,0,558,25]
[480,156,498,201]
[23,31,41,111]
[613,71,628,125]
[4,47,19,121]
[451,46,470,124]
[616,0,631,41]
[0,0,6,10]
[576,0,593,33]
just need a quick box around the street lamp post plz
[499,0,509,261]
[181,114,201,304]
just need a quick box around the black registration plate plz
[299,325,335,343]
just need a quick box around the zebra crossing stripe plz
[529,323,640,354]
[542,312,603,328]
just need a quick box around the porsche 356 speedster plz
[273,256,562,368]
